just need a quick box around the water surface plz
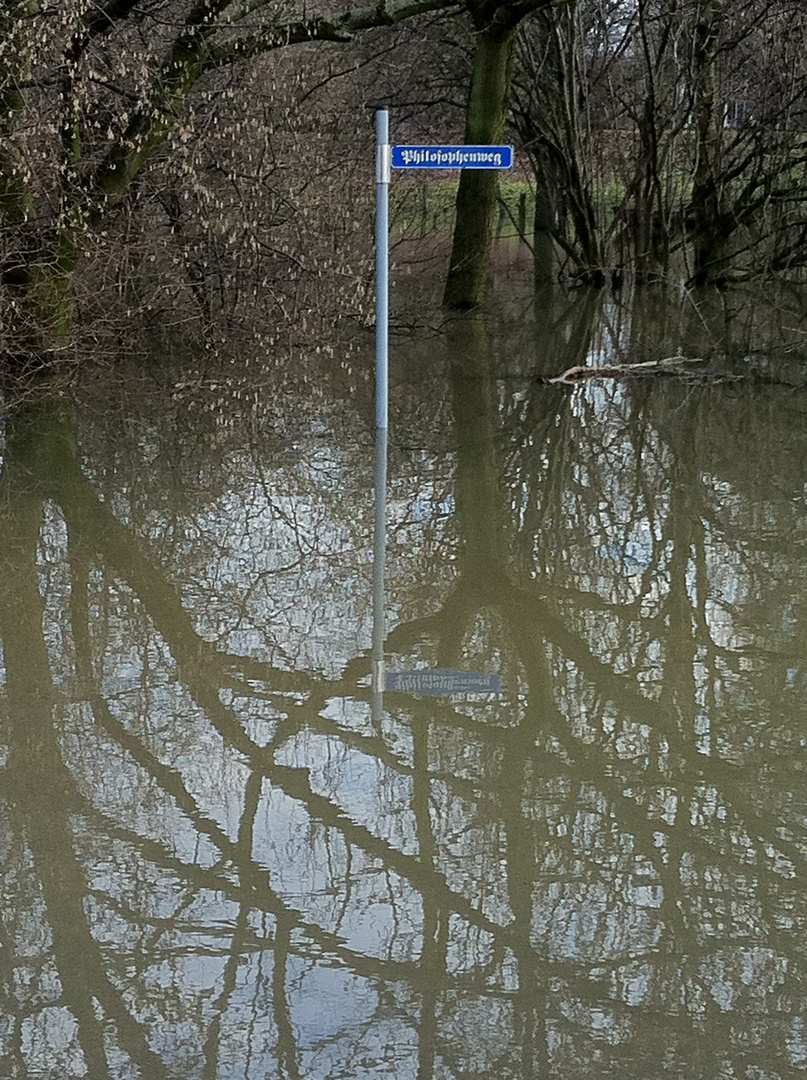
[3,288,807,1078]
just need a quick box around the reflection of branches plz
[0,478,174,1080]
[70,546,555,996]
[49,437,549,949]
[6,323,807,1080]
[439,315,807,1001]
[273,916,303,1080]
[56,459,660,1077]
[0,866,26,1078]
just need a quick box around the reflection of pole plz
[375,107,390,430]
[371,426,388,724]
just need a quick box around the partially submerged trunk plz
[444,0,561,309]
[688,1,727,285]
[532,158,555,288]
[444,17,517,309]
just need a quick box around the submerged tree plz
[511,0,807,287]
[442,0,556,308]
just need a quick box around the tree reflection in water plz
[3,292,807,1077]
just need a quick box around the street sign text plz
[391,145,513,170]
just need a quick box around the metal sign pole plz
[369,118,506,699]
[371,425,388,721]
[372,109,390,720]
[375,108,390,430]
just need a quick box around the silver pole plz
[375,108,390,430]
[371,425,388,723]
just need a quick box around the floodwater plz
[3,286,807,1078]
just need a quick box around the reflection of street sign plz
[386,669,501,696]
[392,145,513,170]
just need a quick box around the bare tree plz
[510,0,807,288]
[0,0,464,365]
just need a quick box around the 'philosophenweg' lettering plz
[398,148,504,167]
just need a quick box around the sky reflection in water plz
[3,288,807,1078]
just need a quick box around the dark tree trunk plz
[443,18,516,309]
[532,151,555,288]
[688,1,726,285]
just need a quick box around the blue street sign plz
[386,669,501,696]
[392,145,513,170]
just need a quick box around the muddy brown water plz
[3,286,807,1078]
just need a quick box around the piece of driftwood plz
[546,356,708,385]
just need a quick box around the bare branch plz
[203,0,464,69]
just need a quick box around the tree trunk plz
[688,1,725,285]
[443,20,516,309]
[533,152,555,288]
